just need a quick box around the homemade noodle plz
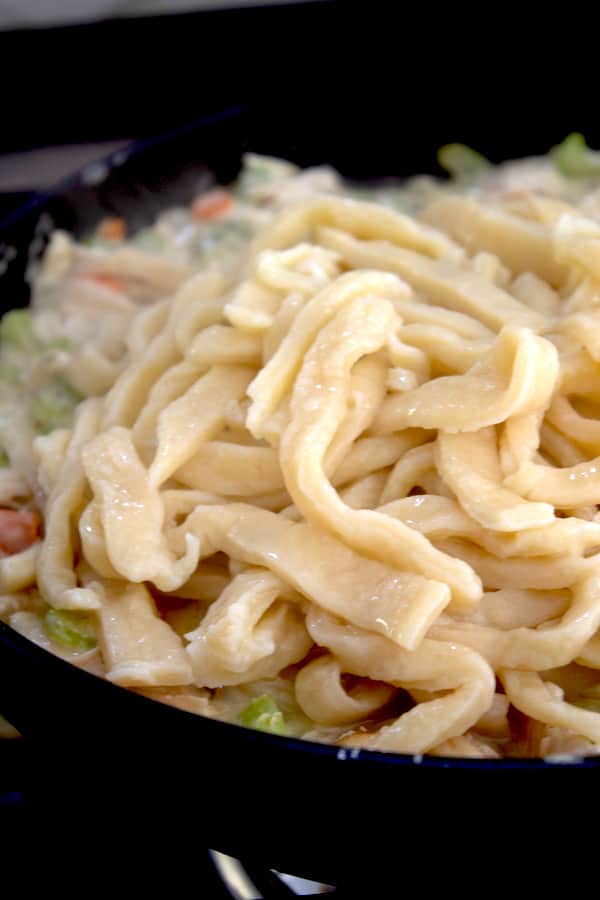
[6,145,600,757]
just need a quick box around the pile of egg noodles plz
[5,143,600,757]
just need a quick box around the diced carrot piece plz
[0,508,40,555]
[191,188,234,222]
[82,273,125,293]
[97,217,126,241]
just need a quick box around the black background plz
[0,3,597,892]
[0,1,596,175]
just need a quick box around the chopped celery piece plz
[238,693,286,735]
[236,160,275,188]
[235,167,271,199]
[345,185,376,202]
[45,336,72,352]
[132,229,164,253]
[0,449,9,467]
[573,697,600,712]
[204,220,253,243]
[437,143,491,179]
[0,361,20,384]
[31,378,83,433]
[235,155,297,198]
[572,697,600,713]
[44,608,97,651]
[554,132,600,177]
[193,220,254,260]
[0,310,40,353]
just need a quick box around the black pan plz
[0,107,595,888]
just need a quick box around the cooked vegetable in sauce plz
[4,139,600,758]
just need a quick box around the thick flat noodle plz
[187,325,262,368]
[387,337,430,384]
[262,290,310,362]
[331,432,431,485]
[317,227,549,332]
[82,427,200,591]
[380,494,600,559]
[430,575,600,670]
[74,245,193,295]
[523,195,576,227]
[0,544,39,592]
[502,669,600,746]
[279,294,481,611]
[245,270,410,439]
[103,328,180,429]
[510,272,559,316]
[224,279,283,332]
[540,422,587,468]
[553,213,600,282]
[19,159,600,761]
[162,565,230,602]
[391,294,493,339]
[436,538,592,590]
[180,503,450,649]
[505,454,600,507]
[499,411,542,475]
[67,342,124,397]
[545,394,600,454]
[378,444,439,502]
[475,589,570,629]
[185,567,311,687]
[295,654,395,725]
[187,602,310,687]
[256,243,341,295]
[556,346,600,400]
[37,399,103,611]
[386,367,420,393]
[170,272,227,353]
[132,356,209,458]
[133,328,259,455]
[33,429,71,497]
[79,500,120,578]
[339,471,388,510]
[96,580,193,686]
[324,355,387,474]
[471,250,510,287]
[149,365,255,487]
[422,195,568,286]
[577,632,600,669]
[175,443,284,495]
[251,195,462,260]
[307,608,495,753]
[399,324,491,374]
[435,428,554,530]
[372,326,559,433]
[561,312,600,363]
[126,296,171,357]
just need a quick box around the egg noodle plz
[5,144,600,757]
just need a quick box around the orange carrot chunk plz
[191,188,234,222]
[82,273,125,293]
[97,217,126,241]
[0,508,40,555]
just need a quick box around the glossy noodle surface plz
[5,146,600,758]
